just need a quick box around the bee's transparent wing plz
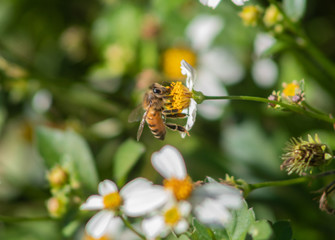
[128,104,144,123]
[137,111,148,141]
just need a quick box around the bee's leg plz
[164,113,187,119]
[165,123,190,136]
[162,109,187,118]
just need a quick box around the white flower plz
[83,217,137,240]
[231,0,248,6]
[199,0,248,9]
[191,180,242,226]
[180,60,198,138]
[80,178,169,238]
[142,201,191,239]
[186,15,244,120]
[199,0,221,9]
[151,145,193,201]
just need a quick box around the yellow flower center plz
[163,176,193,201]
[239,6,261,26]
[103,192,122,210]
[85,234,109,240]
[282,82,299,97]
[164,207,181,226]
[162,48,196,80]
[165,82,192,113]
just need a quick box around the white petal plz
[217,193,243,209]
[199,0,221,9]
[193,182,242,201]
[186,15,224,51]
[194,198,231,226]
[120,177,153,197]
[104,217,123,236]
[80,195,104,210]
[174,219,189,234]
[122,186,169,217]
[231,0,248,6]
[98,180,118,196]
[151,145,187,179]
[186,99,197,131]
[86,210,115,238]
[142,216,165,239]
[180,60,196,91]
[178,201,192,216]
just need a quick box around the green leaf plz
[272,220,293,240]
[283,0,307,21]
[190,219,213,240]
[35,126,99,192]
[213,200,256,240]
[113,138,145,185]
[248,220,273,240]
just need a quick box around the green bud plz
[281,134,333,175]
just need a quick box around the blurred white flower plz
[254,33,276,57]
[199,0,248,9]
[32,89,52,113]
[151,145,193,201]
[192,180,242,226]
[186,15,245,120]
[186,15,224,50]
[252,58,278,88]
[142,201,191,239]
[81,178,168,238]
[252,33,278,88]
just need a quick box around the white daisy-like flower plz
[199,0,248,9]
[191,179,243,226]
[142,200,192,239]
[80,178,169,238]
[151,145,194,201]
[180,60,198,138]
[164,60,198,138]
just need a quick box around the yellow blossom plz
[162,48,196,80]
[239,6,262,26]
[263,4,283,27]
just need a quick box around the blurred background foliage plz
[0,0,335,239]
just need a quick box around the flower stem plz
[120,215,146,240]
[245,169,335,196]
[203,95,335,124]
[0,215,53,223]
[248,177,309,192]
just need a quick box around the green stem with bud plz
[244,170,335,197]
[120,215,146,240]
[200,95,335,124]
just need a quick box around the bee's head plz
[150,83,169,98]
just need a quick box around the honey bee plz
[128,83,189,141]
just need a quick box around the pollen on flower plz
[103,192,122,210]
[164,82,193,113]
[164,176,193,201]
[164,207,181,226]
[282,82,299,97]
